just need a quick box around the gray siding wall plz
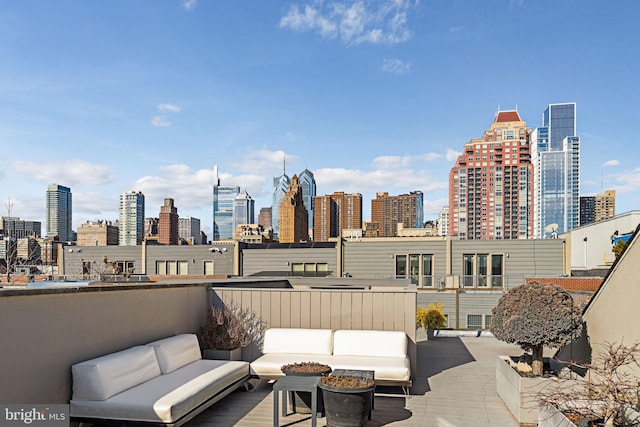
[343,239,448,279]
[211,287,418,379]
[60,244,236,277]
[60,246,143,276]
[242,247,337,277]
[449,239,565,280]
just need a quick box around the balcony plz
[0,280,523,426]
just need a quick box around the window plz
[463,254,474,287]
[467,314,483,329]
[155,261,187,276]
[291,263,328,276]
[484,314,492,329]
[204,260,214,275]
[422,255,433,287]
[491,254,504,287]
[409,255,420,285]
[395,255,407,278]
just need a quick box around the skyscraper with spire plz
[271,158,290,241]
[298,168,316,238]
[212,165,240,240]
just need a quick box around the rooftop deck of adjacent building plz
[188,336,522,427]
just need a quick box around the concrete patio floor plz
[187,336,524,427]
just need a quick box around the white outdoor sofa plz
[250,328,412,388]
[70,334,250,426]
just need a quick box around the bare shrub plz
[197,302,267,351]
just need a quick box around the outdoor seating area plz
[249,328,412,388]
[70,334,250,426]
[186,335,523,427]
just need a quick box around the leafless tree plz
[538,341,640,427]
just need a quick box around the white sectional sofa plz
[250,328,411,387]
[70,334,250,426]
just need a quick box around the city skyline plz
[1,1,639,238]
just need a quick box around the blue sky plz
[1,0,639,238]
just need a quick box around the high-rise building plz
[158,198,178,245]
[233,190,255,231]
[145,217,159,238]
[258,207,272,230]
[271,161,290,241]
[178,216,201,244]
[371,191,424,237]
[438,207,449,236]
[279,175,309,243]
[449,110,533,240]
[77,220,119,246]
[119,191,145,246]
[212,165,240,241]
[595,189,615,222]
[313,192,362,242]
[579,196,596,226]
[46,184,73,242]
[532,103,580,238]
[0,217,41,239]
[298,168,316,235]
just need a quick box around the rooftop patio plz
[188,336,522,427]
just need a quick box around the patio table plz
[273,375,320,427]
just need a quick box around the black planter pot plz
[282,367,332,415]
[319,382,374,427]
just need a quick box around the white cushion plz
[250,353,336,378]
[262,328,333,355]
[333,330,407,358]
[70,360,250,423]
[72,346,161,401]
[146,334,202,374]
[250,353,410,383]
[327,355,411,382]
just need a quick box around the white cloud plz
[446,148,460,162]
[602,159,620,167]
[280,0,417,45]
[424,197,449,216]
[372,153,442,169]
[449,26,464,33]
[151,116,171,127]
[152,103,181,127]
[232,149,299,176]
[381,58,411,75]
[158,103,181,113]
[610,167,640,194]
[12,160,113,187]
[181,0,197,11]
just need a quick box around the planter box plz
[202,348,243,361]
[538,404,576,427]
[496,355,555,425]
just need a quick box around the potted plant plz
[416,302,446,339]
[319,373,375,427]
[197,302,266,361]
[491,281,583,424]
[281,362,332,415]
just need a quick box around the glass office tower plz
[212,165,240,240]
[46,184,73,242]
[532,103,580,238]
